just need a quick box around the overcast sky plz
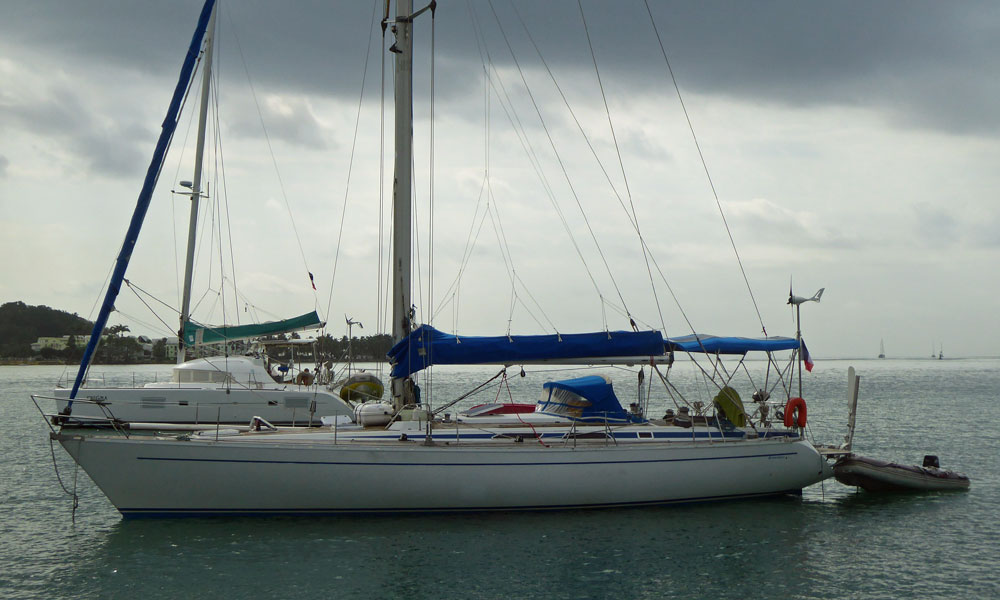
[2,0,998,359]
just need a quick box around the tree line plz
[264,333,394,363]
[0,301,92,358]
[1,301,394,364]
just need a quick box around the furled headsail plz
[67,0,218,404]
[665,334,800,354]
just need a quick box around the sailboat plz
[878,339,886,359]
[45,0,843,517]
[46,3,353,427]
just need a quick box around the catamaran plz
[41,0,849,517]
[45,3,353,427]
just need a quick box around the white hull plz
[53,387,352,426]
[56,430,831,517]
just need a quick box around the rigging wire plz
[324,0,381,326]
[429,3,558,335]
[643,0,767,335]
[124,280,179,336]
[434,3,496,335]
[486,0,632,331]
[576,1,663,334]
[427,1,437,406]
[466,3,592,327]
[169,71,202,313]
[213,126,229,356]
[208,24,243,329]
[510,2,671,336]
[226,6,319,308]
[377,2,389,381]
[488,8,700,334]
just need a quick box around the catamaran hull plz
[56,433,831,517]
[53,388,352,426]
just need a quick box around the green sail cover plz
[183,311,324,346]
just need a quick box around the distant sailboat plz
[939,343,944,360]
[878,339,886,359]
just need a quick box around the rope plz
[643,0,767,335]
[498,372,548,447]
[48,438,79,520]
[431,368,507,415]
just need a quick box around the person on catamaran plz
[296,368,314,387]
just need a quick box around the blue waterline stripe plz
[117,489,802,518]
[136,451,798,467]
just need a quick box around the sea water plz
[1,359,998,599]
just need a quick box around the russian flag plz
[801,339,815,372]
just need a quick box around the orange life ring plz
[783,397,807,428]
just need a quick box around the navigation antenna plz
[788,281,824,397]
[346,316,363,377]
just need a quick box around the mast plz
[795,303,803,397]
[390,0,414,410]
[177,4,218,364]
[65,0,217,408]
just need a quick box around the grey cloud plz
[4,1,999,141]
[725,198,859,250]
[0,85,150,178]
[226,96,330,150]
[0,155,8,177]
[912,204,960,247]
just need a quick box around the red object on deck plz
[465,403,536,416]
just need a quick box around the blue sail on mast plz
[67,0,217,406]
[388,325,666,378]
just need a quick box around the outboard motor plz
[923,455,940,469]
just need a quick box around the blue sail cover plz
[666,334,799,354]
[388,325,665,378]
[538,375,634,423]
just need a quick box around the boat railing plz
[30,394,130,438]
[56,370,167,390]
[560,413,620,447]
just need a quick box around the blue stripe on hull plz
[118,489,804,519]
[136,450,799,467]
